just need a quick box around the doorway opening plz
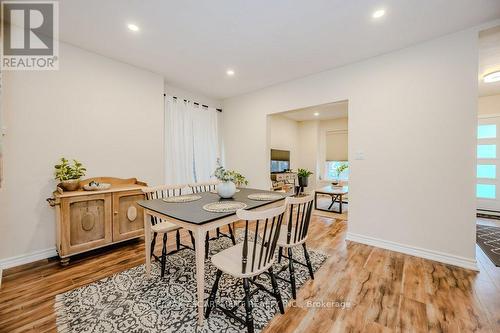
[476,25,500,267]
[266,100,349,220]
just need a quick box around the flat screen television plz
[270,149,290,173]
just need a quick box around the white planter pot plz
[217,181,237,198]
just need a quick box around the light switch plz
[354,151,365,160]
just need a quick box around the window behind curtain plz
[325,130,348,181]
[164,96,220,184]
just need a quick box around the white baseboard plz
[346,232,479,271]
[0,247,57,270]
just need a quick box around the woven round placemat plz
[209,189,241,194]
[247,193,284,201]
[202,201,247,213]
[162,194,202,203]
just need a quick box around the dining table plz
[137,187,287,326]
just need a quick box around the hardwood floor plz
[0,216,499,332]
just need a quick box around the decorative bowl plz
[83,182,111,191]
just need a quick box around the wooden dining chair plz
[142,185,195,277]
[275,194,315,299]
[205,204,287,333]
[189,181,237,258]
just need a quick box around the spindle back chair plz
[188,181,236,258]
[276,194,315,299]
[189,180,219,194]
[141,184,195,277]
[206,204,287,333]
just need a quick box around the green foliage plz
[54,158,87,181]
[213,159,248,185]
[297,168,313,178]
[335,162,349,178]
[229,171,248,186]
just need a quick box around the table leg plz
[143,210,152,278]
[194,227,206,326]
[339,195,343,214]
[232,222,237,237]
[328,194,337,210]
[314,191,318,210]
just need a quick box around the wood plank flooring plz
[0,216,499,332]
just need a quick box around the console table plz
[271,172,298,194]
[47,177,147,265]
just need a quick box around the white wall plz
[223,29,477,268]
[296,121,320,189]
[0,42,218,264]
[268,115,299,170]
[478,94,500,115]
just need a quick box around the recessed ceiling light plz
[226,69,235,76]
[314,112,320,116]
[127,23,139,32]
[372,9,386,19]
[484,71,500,83]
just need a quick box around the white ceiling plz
[58,1,500,100]
[278,101,348,122]
[479,26,500,97]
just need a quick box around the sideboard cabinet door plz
[60,193,113,256]
[112,190,145,242]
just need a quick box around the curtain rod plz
[163,93,222,112]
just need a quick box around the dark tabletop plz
[137,187,287,225]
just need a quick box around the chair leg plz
[150,232,157,258]
[176,229,181,250]
[278,247,283,263]
[205,269,222,318]
[189,230,195,250]
[302,243,314,280]
[228,224,236,245]
[161,233,167,278]
[288,247,297,299]
[216,227,221,238]
[243,278,255,333]
[268,267,285,314]
[205,232,210,259]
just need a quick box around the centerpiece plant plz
[333,162,348,185]
[213,159,248,198]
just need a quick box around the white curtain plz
[164,96,220,184]
[192,104,220,182]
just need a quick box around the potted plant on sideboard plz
[54,157,87,191]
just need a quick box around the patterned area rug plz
[477,224,500,267]
[54,232,328,332]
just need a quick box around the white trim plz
[0,247,57,270]
[346,232,479,271]
[478,113,500,119]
